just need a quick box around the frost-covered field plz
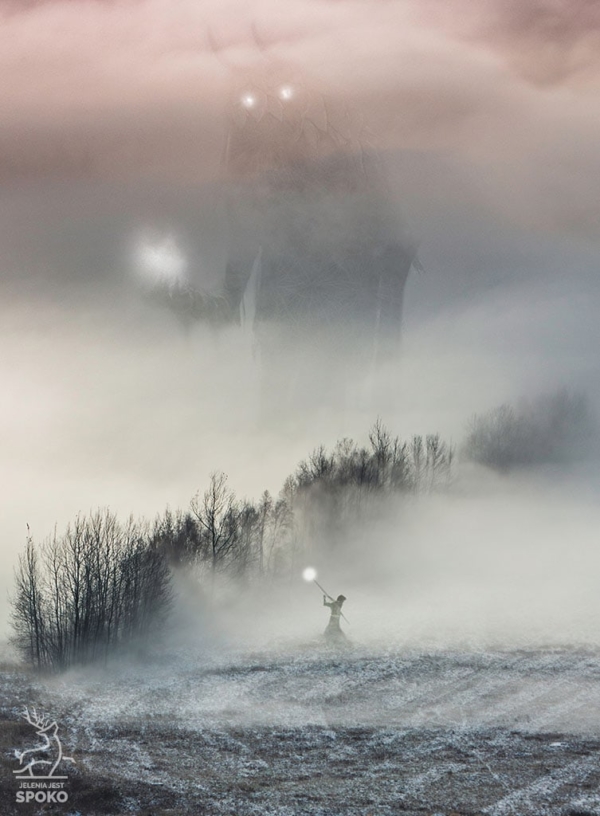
[2,644,600,815]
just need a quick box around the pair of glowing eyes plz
[241,84,294,109]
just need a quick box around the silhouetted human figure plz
[323,594,347,643]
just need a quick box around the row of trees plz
[463,389,596,473]
[11,512,171,671]
[149,390,594,592]
[11,422,454,670]
[150,422,454,584]
[12,391,595,671]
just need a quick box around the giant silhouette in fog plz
[143,36,420,416]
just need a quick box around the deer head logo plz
[13,707,75,779]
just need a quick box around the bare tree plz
[11,537,46,670]
[234,501,260,581]
[288,422,453,560]
[190,472,240,588]
[11,510,173,672]
[12,422,457,672]
[151,508,203,566]
[256,491,272,577]
[463,389,596,472]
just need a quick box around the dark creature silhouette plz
[147,29,421,416]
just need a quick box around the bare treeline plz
[11,511,172,672]
[12,394,594,671]
[151,421,454,584]
[463,389,597,473]
[12,422,454,671]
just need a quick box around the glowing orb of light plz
[241,93,256,109]
[278,84,293,101]
[133,232,188,288]
[302,567,317,582]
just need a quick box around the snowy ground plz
[2,643,600,815]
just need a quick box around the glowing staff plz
[302,567,350,625]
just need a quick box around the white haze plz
[1,175,599,651]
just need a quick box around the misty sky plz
[1,0,600,637]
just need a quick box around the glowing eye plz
[279,85,293,101]
[241,93,256,109]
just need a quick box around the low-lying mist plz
[2,159,600,660]
[164,466,600,658]
[6,308,600,664]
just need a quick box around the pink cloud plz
[1,0,599,234]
